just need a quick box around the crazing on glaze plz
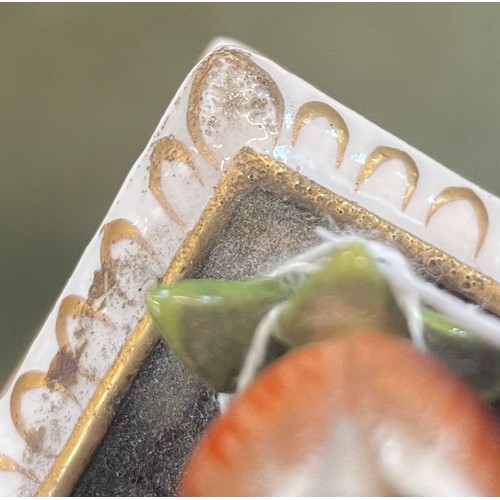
[1,40,499,496]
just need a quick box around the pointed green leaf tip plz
[146,278,294,393]
[146,242,500,402]
[276,242,411,347]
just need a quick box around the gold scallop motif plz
[54,295,115,385]
[425,186,489,258]
[187,48,284,169]
[10,371,78,451]
[291,101,349,168]
[149,136,203,227]
[0,453,38,483]
[100,218,156,268]
[56,295,114,350]
[355,146,419,210]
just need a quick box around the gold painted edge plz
[36,151,256,496]
[37,148,500,496]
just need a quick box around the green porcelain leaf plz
[275,242,411,347]
[146,242,500,402]
[146,277,293,392]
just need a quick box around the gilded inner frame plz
[37,148,500,496]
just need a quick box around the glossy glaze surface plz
[1,38,500,495]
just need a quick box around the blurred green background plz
[1,4,500,386]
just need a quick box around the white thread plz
[236,302,287,392]
[233,229,500,394]
[217,392,233,413]
[361,238,425,350]
[412,278,500,349]
[313,229,500,349]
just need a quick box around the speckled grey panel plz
[72,189,331,496]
